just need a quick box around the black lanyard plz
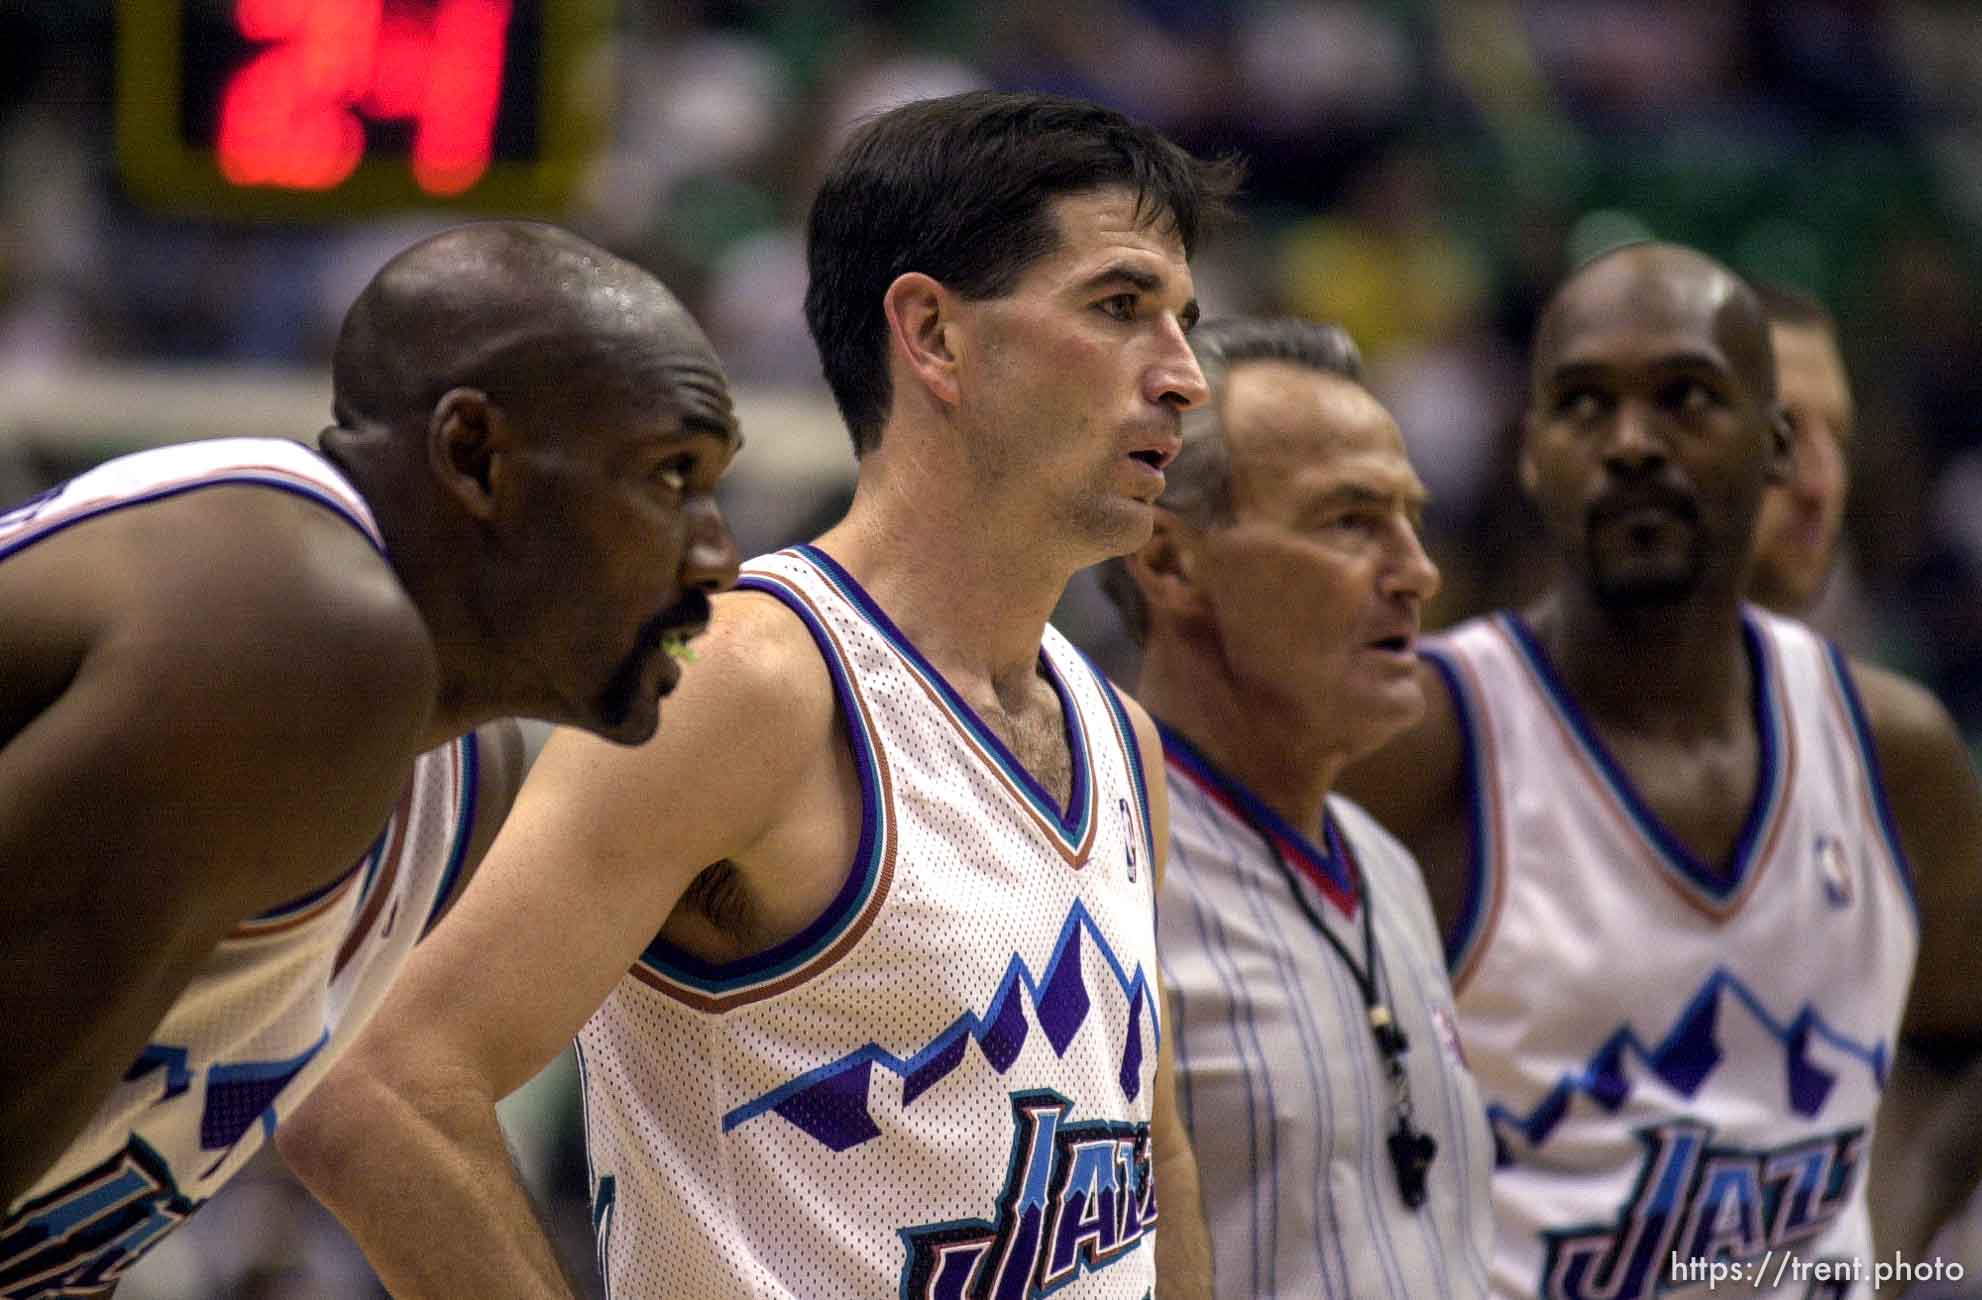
[1257,820,1437,1210]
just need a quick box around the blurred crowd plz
[6,2,1982,1294]
[8,2,1982,713]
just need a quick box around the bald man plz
[0,221,740,1295]
[1342,242,1982,1298]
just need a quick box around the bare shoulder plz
[2,480,423,710]
[1336,655,1472,940]
[128,484,428,690]
[1338,656,1466,843]
[634,584,839,773]
[1845,657,1969,777]
[3,482,434,791]
[1845,660,1982,1044]
[1838,655,1979,886]
[686,584,840,717]
[1111,684,1163,774]
[516,585,840,870]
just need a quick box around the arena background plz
[5,2,1982,1295]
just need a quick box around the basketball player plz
[1746,283,1853,617]
[280,92,1237,1298]
[1340,241,1982,1298]
[0,220,741,1295]
[1103,316,1496,1297]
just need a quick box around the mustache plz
[655,588,713,636]
[625,589,714,662]
[1588,482,1699,527]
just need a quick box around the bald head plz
[1522,241,1794,612]
[1532,242,1776,407]
[332,221,732,444]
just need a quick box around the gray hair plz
[1101,316,1364,645]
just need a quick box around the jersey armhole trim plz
[0,470,387,569]
[1083,655,1158,894]
[1822,642,1920,924]
[1422,644,1500,993]
[420,731,480,939]
[631,570,897,1011]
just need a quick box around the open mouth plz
[1128,449,1166,469]
[650,590,714,666]
[1368,634,1414,654]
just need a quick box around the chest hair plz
[982,685,1074,811]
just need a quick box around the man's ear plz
[1764,401,1794,487]
[882,271,961,409]
[430,388,506,521]
[1131,509,1211,622]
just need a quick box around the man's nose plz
[1383,518,1442,605]
[1603,401,1668,471]
[1147,315,1209,412]
[681,495,740,593]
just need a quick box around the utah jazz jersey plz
[575,544,1164,1299]
[0,439,481,1298]
[1157,727,1496,1299]
[1426,608,1918,1300]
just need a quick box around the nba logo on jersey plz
[1816,834,1853,909]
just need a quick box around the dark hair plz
[1100,316,1364,645]
[1749,280,1836,334]
[804,91,1242,455]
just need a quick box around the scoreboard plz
[116,0,612,217]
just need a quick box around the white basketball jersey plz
[1157,727,1495,1300]
[575,544,1164,1299]
[1427,609,1919,1300]
[0,439,480,1298]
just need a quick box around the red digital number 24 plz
[217,0,513,196]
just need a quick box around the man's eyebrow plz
[1077,262,1163,295]
[1302,481,1432,514]
[1650,350,1733,376]
[1077,262,1199,328]
[1546,351,1731,386]
[677,417,746,454]
[1540,360,1611,389]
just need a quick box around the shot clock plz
[116,0,611,217]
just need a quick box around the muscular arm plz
[1336,658,1473,950]
[1121,694,1214,1299]
[277,592,836,1298]
[1850,662,1982,1261]
[0,488,433,1209]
